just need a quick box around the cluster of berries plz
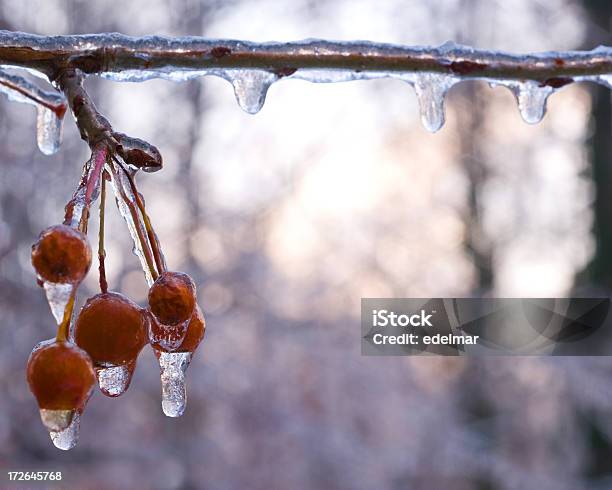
[26,143,205,450]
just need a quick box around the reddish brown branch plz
[55,69,115,148]
[0,31,610,82]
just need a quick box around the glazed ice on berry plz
[75,292,148,397]
[31,224,91,284]
[75,292,148,366]
[27,340,95,431]
[151,305,206,354]
[148,271,196,326]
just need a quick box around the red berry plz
[27,341,95,411]
[75,292,148,366]
[148,271,196,326]
[31,224,91,284]
[151,305,205,353]
[178,306,206,353]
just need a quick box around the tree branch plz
[0,31,610,83]
[56,69,113,147]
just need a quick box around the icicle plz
[0,67,66,155]
[42,282,74,325]
[158,351,192,417]
[36,106,63,155]
[49,411,81,450]
[39,408,74,432]
[410,73,457,132]
[511,81,553,124]
[222,69,278,114]
[96,360,136,397]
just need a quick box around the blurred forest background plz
[1,0,612,489]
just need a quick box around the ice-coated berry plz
[151,305,206,353]
[27,341,95,411]
[177,306,205,353]
[148,271,196,326]
[75,292,148,366]
[31,224,91,284]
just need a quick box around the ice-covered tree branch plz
[0,30,611,145]
[0,31,610,81]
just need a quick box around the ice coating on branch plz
[114,133,163,173]
[158,351,192,417]
[0,67,66,154]
[96,361,135,397]
[107,162,157,286]
[42,282,74,325]
[291,69,390,83]
[221,69,278,114]
[49,411,80,450]
[39,408,74,432]
[36,106,63,155]
[100,69,212,83]
[64,151,104,230]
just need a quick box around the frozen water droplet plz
[49,411,80,450]
[411,73,457,132]
[158,351,192,417]
[511,81,553,124]
[39,408,74,432]
[36,106,63,155]
[96,360,136,397]
[42,282,74,325]
[223,70,277,114]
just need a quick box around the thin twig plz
[121,163,166,274]
[98,170,108,294]
[55,290,75,343]
[107,157,159,281]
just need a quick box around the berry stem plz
[63,144,108,233]
[98,170,108,294]
[107,158,159,282]
[55,290,76,342]
[121,162,167,274]
[85,145,108,207]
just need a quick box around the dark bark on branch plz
[0,31,610,82]
[56,69,113,147]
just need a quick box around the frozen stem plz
[107,157,159,284]
[54,66,164,285]
[98,170,108,294]
[121,164,166,274]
